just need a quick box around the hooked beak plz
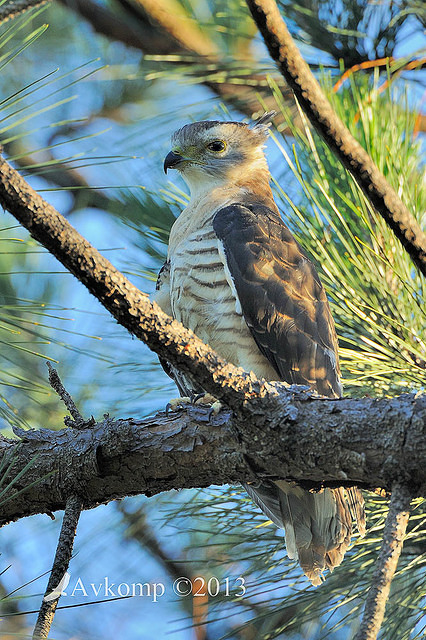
[164,150,184,173]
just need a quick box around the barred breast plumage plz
[168,214,278,381]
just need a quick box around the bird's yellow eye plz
[207,140,227,152]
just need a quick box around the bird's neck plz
[168,167,277,255]
[185,166,276,210]
[234,168,277,210]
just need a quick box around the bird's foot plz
[192,393,223,420]
[165,393,222,419]
[165,397,192,415]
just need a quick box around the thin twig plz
[332,56,426,93]
[245,0,426,277]
[33,366,86,638]
[354,483,412,640]
[46,362,85,427]
[32,494,82,640]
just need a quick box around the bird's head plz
[164,112,275,196]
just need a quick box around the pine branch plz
[245,0,426,278]
[0,151,423,640]
[0,392,425,526]
[31,365,85,638]
[354,483,412,640]
[32,494,81,640]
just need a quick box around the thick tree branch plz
[0,7,423,639]
[1,390,425,526]
[245,0,426,277]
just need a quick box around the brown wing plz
[213,203,342,398]
[214,204,365,585]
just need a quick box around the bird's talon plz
[191,393,205,404]
[192,393,223,418]
[194,393,217,406]
[165,397,191,414]
[207,400,223,420]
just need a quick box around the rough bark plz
[354,483,412,640]
[245,0,426,277]
[1,390,425,526]
[32,495,82,640]
[0,5,423,639]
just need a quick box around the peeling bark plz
[1,390,425,526]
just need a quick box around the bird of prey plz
[154,113,365,585]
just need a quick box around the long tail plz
[244,481,365,586]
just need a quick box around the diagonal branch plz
[354,483,412,640]
[245,0,426,278]
[0,153,286,418]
